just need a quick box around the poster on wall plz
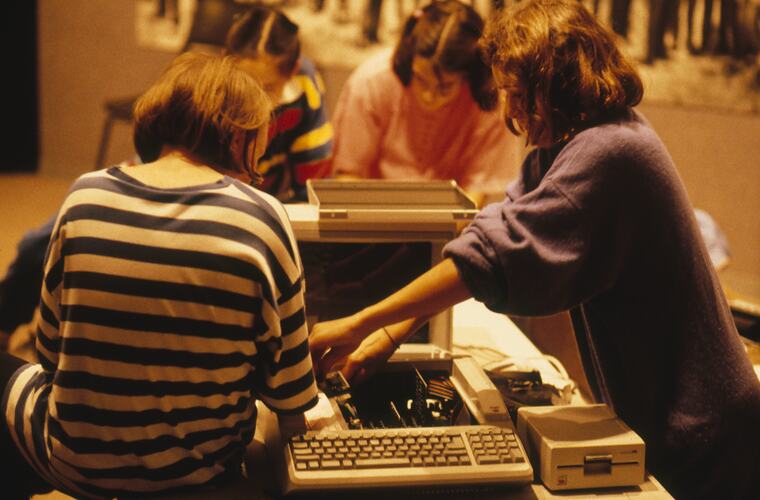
[288,0,760,113]
[590,0,760,113]
[133,0,760,112]
[135,0,196,52]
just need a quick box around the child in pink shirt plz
[331,1,522,204]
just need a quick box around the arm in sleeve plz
[330,71,387,178]
[287,70,334,198]
[0,215,56,334]
[252,213,319,416]
[35,214,65,373]
[444,160,635,316]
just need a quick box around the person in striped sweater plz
[0,4,334,357]
[0,52,318,499]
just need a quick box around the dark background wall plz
[2,2,39,172]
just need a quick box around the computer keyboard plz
[283,424,533,492]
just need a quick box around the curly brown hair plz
[481,0,643,146]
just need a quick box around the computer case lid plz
[306,179,478,232]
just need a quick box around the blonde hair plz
[133,52,273,173]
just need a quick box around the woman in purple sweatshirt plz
[309,0,760,497]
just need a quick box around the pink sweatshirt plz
[331,49,522,195]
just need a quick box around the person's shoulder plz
[65,168,114,193]
[228,180,290,221]
[553,110,672,194]
[297,55,318,78]
[281,56,326,110]
[347,48,398,87]
[570,110,663,161]
[229,178,280,205]
[293,56,322,90]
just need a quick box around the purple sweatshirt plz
[444,110,760,497]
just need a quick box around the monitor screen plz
[299,241,432,343]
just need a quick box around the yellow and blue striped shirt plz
[259,56,333,201]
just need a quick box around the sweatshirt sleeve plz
[443,130,638,316]
[330,63,389,178]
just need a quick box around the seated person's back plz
[1,52,318,499]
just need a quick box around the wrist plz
[352,308,374,338]
[382,326,400,350]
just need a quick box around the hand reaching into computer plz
[311,326,397,385]
[309,258,471,383]
[309,314,385,381]
[309,314,368,375]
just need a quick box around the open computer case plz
[266,180,532,495]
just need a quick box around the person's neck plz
[122,148,226,188]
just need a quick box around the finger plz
[350,362,377,386]
[319,346,351,375]
[309,346,331,379]
[350,367,367,385]
[341,354,363,382]
[308,331,331,353]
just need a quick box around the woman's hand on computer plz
[309,314,368,377]
[314,327,397,384]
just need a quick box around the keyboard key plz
[477,454,500,465]
[355,458,410,469]
[443,449,468,456]
[448,437,465,449]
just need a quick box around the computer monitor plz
[285,179,478,350]
[298,239,440,344]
